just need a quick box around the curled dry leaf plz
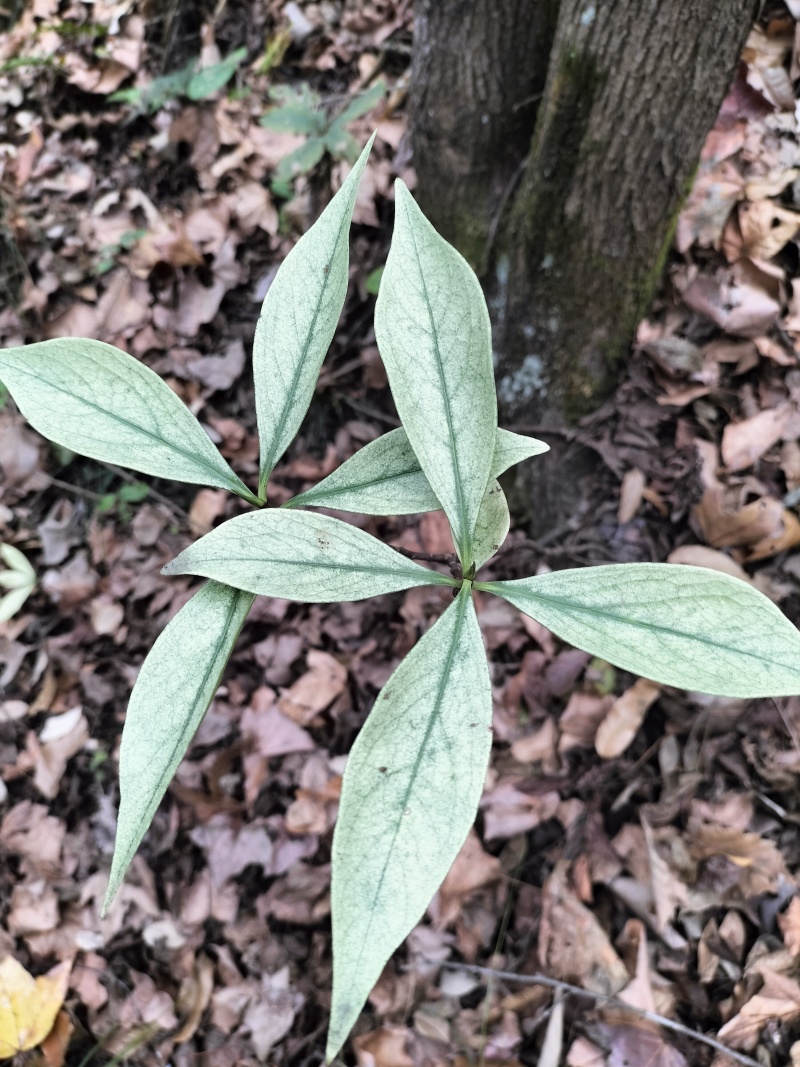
[278,649,347,725]
[718,970,800,1050]
[721,403,791,471]
[739,200,800,259]
[595,679,661,759]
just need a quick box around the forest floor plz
[4,2,800,1066]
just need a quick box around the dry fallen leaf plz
[666,544,751,581]
[0,956,72,1060]
[718,970,800,1049]
[739,199,800,259]
[721,404,791,471]
[278,650,347,725]
[617,468,646,524]
[595,679,661,759]
[539,863,629,995]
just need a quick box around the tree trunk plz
[411,0,556,271]
[411,0,755,535]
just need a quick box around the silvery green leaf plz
[0,570,33,590]
[375,180,497,569]
[0,585,33,622]
[255,135,375,495]
[0,339,259,505]
[327,585,492,1060]
[286,427,545,516]
[0,543,35,581]
[285,427,441,514]
[473,480,509,570]
[479,563,800,697]
[162,509,458,600]
[493,428,549,471]
[103,581,254,914]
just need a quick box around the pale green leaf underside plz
[473,480,509,571]
[375,180,497,568]
[162,509,458,600]
[285,426,548,516]
[479,563,800,697]
[0,339,257,503]
[255,135,375,495]
[327,586,492,1060]
[103,581,253,914]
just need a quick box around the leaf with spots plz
[162,509,459,601]
[327,584,492,1060]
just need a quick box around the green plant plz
[95,480,149,521]
[261,80,386,193]
[2,135,800,1060]
[94,228,147,277]
[109,47,248,114]
[0,543,35,622]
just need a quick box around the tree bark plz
[411,0,755,535]
[411,0,556,270]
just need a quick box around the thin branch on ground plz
[428,959,761,1067]
[46,477,105,503]
[101,461,191,522]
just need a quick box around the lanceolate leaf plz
[473,480,510,570]
[286,426,546,516]
[375,181,497,569]
[286,427,440,514]
[162,509,458,600]
[327,585,492,1061]
[254,135,375,496]
[102,581,254,914]
[479,564,800,697]
[0,339,258,505]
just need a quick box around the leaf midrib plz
[345,588,468,979]
[108,586,253,908]
[258,198,351,489]
[3,359,243,494]
[487,583,794,675]
[167,554,454,586]
[403,199,470,565]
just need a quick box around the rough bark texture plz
[411,0,556,270]
[412,0,755,535]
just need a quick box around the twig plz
[46,477,104,503]
[394,546,462,580]
[428,960,761,1067]
[100,462,190,523]
[394,547,457,566]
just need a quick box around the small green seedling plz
[94,228,147,277]
[3,135,800,1061]
[261,80,386,193]
[110,47,248,114]
[0,543,35,623]
[96,481,149,522]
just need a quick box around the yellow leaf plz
[0,956,71,1060]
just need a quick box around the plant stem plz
[428,959,761,1067]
